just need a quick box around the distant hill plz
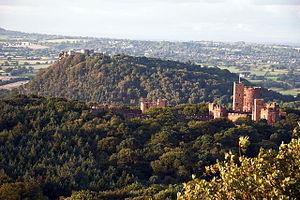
[0,27,84,41]
[0,27,26,36]
[23,53,296,105]
[0,27,48,40]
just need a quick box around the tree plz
[0,182,47,200]
[238,135,250,156]
[178,138,300,199]
[0,95,298,199]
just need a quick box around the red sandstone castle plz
[140,99,168,113]
[209,81,286,124]
[91,82,285,124]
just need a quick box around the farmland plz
[0,27,299,97]
[218,65,300,96]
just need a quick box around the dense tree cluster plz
[24,54,296,106]
[0,95,299,199]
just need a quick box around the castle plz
[140,99,168,113]
[90,99,168,119]
[209,81,286,124]
[58,49,94,60]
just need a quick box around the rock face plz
[24,53,293,105]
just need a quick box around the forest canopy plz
[0,95,299,199]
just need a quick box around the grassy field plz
[218,66,240,73]
[249,69,267,76]
[31,64,50,69]
[268,69,288,76]
[0,35,9,40]
[266,77,278,81]
[1,64,50,69]
[218,65,300,96]
[18,73,36,77]
[270,87,300,96]
[248,80,263,84]
[0,57,53,69]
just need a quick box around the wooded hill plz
[23,53,296,105]
[0,95,299,199]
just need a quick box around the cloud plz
[252,0,300,5]
[0,0,299,43]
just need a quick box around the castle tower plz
[233,82,244,112]
[208,103,227,119]
[140,100,152,113]
[260,102,280,125]
[243,87,261,113]
[208,103,215,116]
[252,99,265,122]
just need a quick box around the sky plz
[0,0,299,43]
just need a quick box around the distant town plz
[1,27,299,96]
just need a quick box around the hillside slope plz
[24,53,295,104]
[0,95,298,199]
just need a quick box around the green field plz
[0,35,9,40]
[250,69,267,76]
[31,64,50,69]
[218,65,300,96]
[18,73,36,77]
[218,66,240,73]
[270,87,300,96]
[0,57,52,69]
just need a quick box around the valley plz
[1,27,299,98]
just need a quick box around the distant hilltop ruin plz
[58,49,95,59]
[140,99,168,113]
[209,81,286,124]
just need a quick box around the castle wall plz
[157,99,168,108]
[208,103,215,116]
[233,82,244,112]
[140,99,168,113]
[252,99,265,122]
[260,103,280,124]
[279,111,287,118]
[140,101,153,113]
[208,103,227,119]
[228,112,250,122]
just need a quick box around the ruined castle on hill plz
[140,99,168,113]
[209,81,286,124]
[138,81,286,124]
[90,81,285,124]
[138,81,285,125]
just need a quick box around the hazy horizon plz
[0,0,299,44]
